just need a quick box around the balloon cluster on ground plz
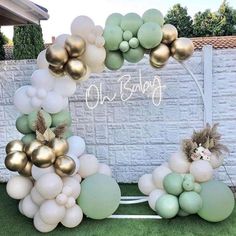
[138,124,235,222]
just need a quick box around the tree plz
[164,4,193,37]
[0,32,6,60]
[13,24,44,59]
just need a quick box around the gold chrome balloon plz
[162,24,178,45]
[150,43,170,68]
[49,64,65,76]
[46,44,69,67]
[18,161,32,177]
[49,138,69,157]
[54,155,76,176]
[65,59,87,80]
[24,140,42,157]
[6,140,24,154]
[31,145,56,168]
[65,35,86,58]
[171,38,194,61]
[5,151,28,171]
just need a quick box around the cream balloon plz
[62,176,81,198]
[90,64,105,73]
[31,165,55,180]
[37,49,48,69]
[67,136,86,157]
[61,205,83,228]
[138,174,156,195]
[34,212,58,233]
[210,153,224,169]
[53,75,76,97]
[7,176,33,199]
[148,189,166,211]
[62,186,73,196]
[19,199,24,215]
[168,152,190,173]
[74,174,82,183]
[54,34,70,47]
[65,197,76,208]
[78,154,99,178]
[97,163,112,176]
[62,97,69,110]
[56,193,68,205]
[152,165,172,189]
[31,187,45,205]
[21,195,39,218]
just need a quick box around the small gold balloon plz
[162,24,178,45]
[31,145,56,168]
[6,140,24,154]
[65,59,87,80]
[5,151,28,171]
[49,64,65,76]
[171,38,194,61]
[24,140,42,157]
[150,43,170,68]
[18,161,32,177]
[54,155,76,176]
[49,138,69,157]
[65,35,86,58]
[46,44,69,67]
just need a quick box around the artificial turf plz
[0,183,235,236]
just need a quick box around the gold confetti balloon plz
[65,59,87,80]
[54,155,76,176]
[18,161,32,177]
[65,35,86,58]
[5,151,28,171]
[171,38,194,61]
[5,140,24,154]
[162,24,178,45]
[24,140,42,157]
[49,138,69,157]
[150,43,170,68]
[31,145,56,168]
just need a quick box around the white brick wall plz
[0,48,236,184]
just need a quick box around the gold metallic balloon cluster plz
[149,24,194,68]
[46,35,87,80]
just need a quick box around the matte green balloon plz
[179,191,202,214]
[123,46,145,63]
[51,127,73,139]
[198,180,235,222]
[137,22,163,49]
[119,41,130,52]
[193,183,202,193]
[120,13,143,36]
[16,115,32,134]
[163,173,183,196]
[182,179,194,191]
[27,110,52,131]
[123,30,133,41]
[129,37,139,49]
[51,111,72,127]
[155,194,179,219]
[183,174,195,182]
[21,133,36,145]
[142,9,164,26]
[77,174,121,219]
[178,209,190,217]
[105,13,123,26]
[105,51,124,70]
[103,25,123,51]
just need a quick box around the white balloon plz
[67,136,86,157]
[138,174,156,195]
[19,199,24,215]
[7,176,33,199]
[31,97,42,108]
[56,194,68,205]
[95,36,105,48]
[62,177,81,198]
[36,88,48,99]
[62,186,73,196]
[37,50,48,69]
[32,165,55,180]
[97,163,112,176]
[190,160,213,183]
[34,212,58,233]
[65,197,76,208]
[87,33,96,44]
[61,205,83,228]
[31,187,45,205]
[54,34,70,47]
[40,200,66,225]
[31,69,55,91]
[78,154,99,178]
[210,153,224,169]
[74,174,82,183]
[22,195,39,218]
[148,189,166,211]
[42,91,65,114]
[168,152,190,173]
[26,86,37,97]
[54,75,76,97]
[93,25,103,36]
[36,173,63,199]
[62,97,69,110]
[90,64,105,73]
[152,165,172,189]
[14,86,36,114]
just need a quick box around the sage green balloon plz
[182,179,194,191]
[184,173,195,182]
[155,194,179,218]
[51,127,73,139]
[119,41,130,52]
[120,13,143,36]
[123,30,133,41]
[163,173,183,196]
[16,115,32,134]
[193,183,202,193]
[51,111,72,127]
[77,174,121,219]
[105,13,123,26]
[129,37,139,49]
[178,209,190,217]
[105,51,124,70]
[137,22,163,49]
[103,25,123,51]
[198,180,235,222]
[21,133,36,145]
[123,46,145,63]
[27,110,52,131]
[179,191,202,214]
[142,9,164,26]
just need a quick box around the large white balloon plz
[21,195,39,218]
[148,189,166,211]
[152,165,172,189]
[32,165,55,180]
[37,50,48,69]
[168,152,191,173]
[18,199,24,215]
[210,153,224,169]
[62,176,81,198]
[31,187,45,205]
[34,212,58,233]
[61,205,83,228]
[36,173,63,199]
[7,176,33,199]
[54,75,76,97]
[54,34,70,47]
[138,174,156,195]
[67,136,86,157]
[78,154,99,178]
[97,163,112,176]
[190,160,213,183]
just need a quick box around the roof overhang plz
[0,0,49,26]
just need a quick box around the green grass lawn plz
[0,183,235,236]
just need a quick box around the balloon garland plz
[4,8,234,233]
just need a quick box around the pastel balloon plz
[54,34,70,47]
[62,176,81,198]
[78,154,98,178]
[34,212,58,233]
[105,51,124,70]
[95,36,105,48]
[152,165,172,189]
[16,115,32,134]
[21,195,39,218]
[138,174,156,195]
[210,153,224,169]
[51,110,72,127]
[105,13,123,26]
[67,136,86,157]
[56,193,68,205]
[168,152,190,173]
[90,64,105,73]
[54,75,76,97]
[31,187,45,205]
[123,46,145,63]
[120,13,143,35]
[148,189,166,211]
[37,49,48,69]
[65,197,76,208]
[18,199,24,215]
[163,173,183,196]
[31,165,55,180]
[61,205,83,228]
[97,163,112,176]
[142,9,164,26]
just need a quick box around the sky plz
[2,0,236,43]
